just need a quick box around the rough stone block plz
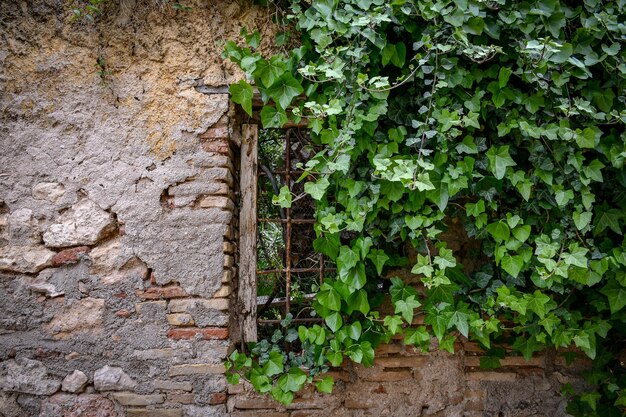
[169,298,229,313]
[136,300,167,315]
[46,297,105,339]
[166,393,195,404]
[43,199,114,247]
[0,245,55,273]
[93,365,137,391]
[200,196,234,211]
[136,286,187,300]
[111,392,165,406]
[362,370,412,382]
[61,370,88,393]
[375,356,428,368]
[465,372,518,382]
[0,358,61,395]
[212,285,231,298]
[132,348,177,360]
[32,182,66,202]
[167,313,195,326]
[153,380,193,392]
[168,364,226,377]
[127,409,182,417]
[202,126,229,139]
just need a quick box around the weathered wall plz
[0,1,582,417]
[0,1,270,416]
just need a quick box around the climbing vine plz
[225,1,626,415]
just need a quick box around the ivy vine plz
[225,1,626,415]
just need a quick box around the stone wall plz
[0,1,268,415]
[0,1,583,417]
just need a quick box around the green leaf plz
[268,74,304,110]
[229,80,254,116]
[348,322,362,340]
[486,145,516,180]
[305,177,330,200]
[263,351,284,377]
[383,315,403,334]
[278,368,307,392]
[601,281,626,314]
[404,326,430,347]
[316,376,334,394]
[424,312,449,341]
[573,211,592,230]
[317,286,341,311]
[449,310,470,337]
[260,106,288,128]
[576,127,601,149]
[325,311,343,332]
[501,255,523,278]
[394,295,421,323]
[272,185,292,208]
[486,221,510,241]
[338,246,359,270]
[593,205,623,235]
[271,387,294,405]
[367,249,389,275]
[254,57,286,88]
[512,337,542,360]
[347,289,370,315]
[498,67,512,88]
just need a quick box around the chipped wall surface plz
[0,1,267,415]
[0,1,581,417]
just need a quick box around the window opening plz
[255,128,335,335]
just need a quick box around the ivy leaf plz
[573,211,592,230]
[346,289,370,315]
[367,249,389,275]
[593,205,623,235]
[325,312,343,332]
[229,80,253,116]
[272,185,292,208]
[316,376,334,394]
[312,0,337,16]
[268,74,304,110]
[271,387,294,405]
[501,255,523,278]
[404,326,430,347]
[486,145,516,180]
[394,295,422,323]
[337,246,359,270]
[278,368,307,392]
[576,127,601,149]
[425,312,449,341]
[449,310,470,337]
[305,177,330,200]
[486,221,510,241]
[512,337,542,360]
[525,291,551,319]
[600,281,626,314]
[260,106,288,128]
[263,351,284,377]
[317,287,341,311]
[383,315,403,334]
[254,56,286,88]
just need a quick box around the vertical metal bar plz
[284,129,292,317]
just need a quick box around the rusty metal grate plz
[255,128,334,325]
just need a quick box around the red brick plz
[167,327,228,340]
[209,392,227,405]
[113,292,127,299]
[203,141,230,154]
[51,246,90,266]
[202,126,229,139]
[136,286,186,300]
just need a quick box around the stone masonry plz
[0,1,583,417]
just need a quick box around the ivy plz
[224,1,626,414]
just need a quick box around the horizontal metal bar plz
[258,218,316,224]
[257,267,336,275]
[258,318,324,324]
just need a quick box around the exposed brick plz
[222,269,233,284]
[166,393,194,404]
[464,355,544,368]
[291,411,327,417]
[224,255,234,268]
[153,380,193,392]
[51,246,90,266]
[202,126,229,139]
[376,356,428,368]
[111,392,165,406]
[375,343,403,356]
[463,399,485,412]
[465,372,518,382]
[203,141,230,154]
[200,196,234,210]
[344,398,374,409]
[136,286,186,300]
[212,285,231,298]
[231,413,288,417]
[169,298,229,313]
[132,348,178,360]
[167,327,228,340]
[227,384,245,394]
[209,392,227,405]
[223,242,235,253]
[362,370,412,382]
[168,363,226,376]
[232,398,279,409]
[166,313,195,326]
[127,409,182,417]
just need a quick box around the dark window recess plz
[255,128,335,331]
